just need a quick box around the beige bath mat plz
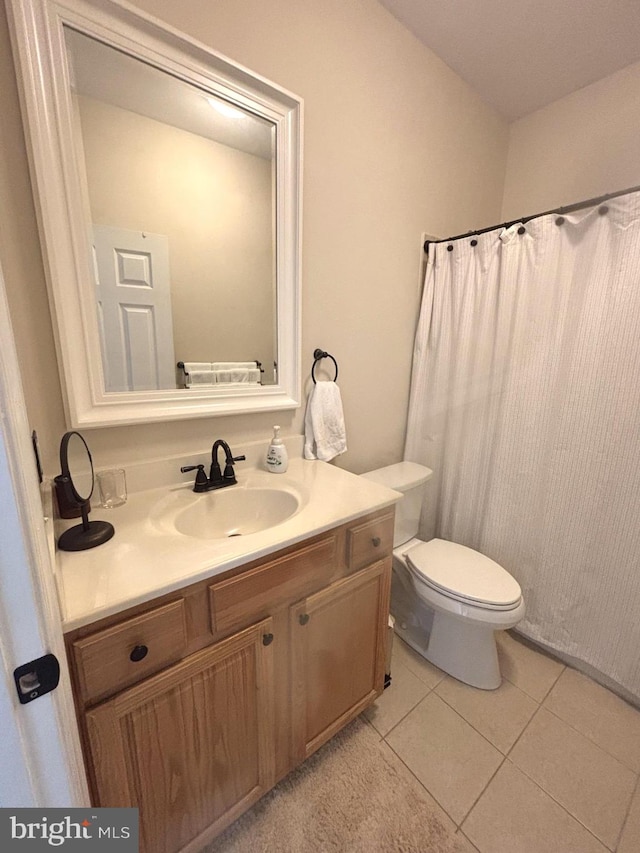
[205,716,468,852]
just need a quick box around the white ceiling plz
[378,0,640,119]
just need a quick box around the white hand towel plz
[304,381,347,462]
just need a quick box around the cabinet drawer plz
[346,511,394,571]
[71,599,188,704]
[209,535,337,635]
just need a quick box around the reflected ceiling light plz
[206,97,244,119]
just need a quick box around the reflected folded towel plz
[212,362,257,370]
[182,362,212,371]
[213,368,261,384]
[186,370,216,385]
[304,381,347,462]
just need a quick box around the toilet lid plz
[405,539,521,607]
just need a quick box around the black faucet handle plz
[223,454,246,481]
[180,464,208,492]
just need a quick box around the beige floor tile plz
[435,675,538,754]
[618,780,640,853]
[463,761,608,853]
[496,630,564,701]
[453,831,480,852]
[363,656,431,736]
[376,738,460,834]
[386,692,503,825]
[543,667,640,772]
[392,635,446,689]
[509,707,636,849]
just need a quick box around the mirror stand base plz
[58,520,114,552]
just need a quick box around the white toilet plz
[362,462,525,689]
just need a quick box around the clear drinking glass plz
[96,468,127,509]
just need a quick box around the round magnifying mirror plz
[57,431,114,552]
[63,431,94,502]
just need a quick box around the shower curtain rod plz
[423,183,640,253]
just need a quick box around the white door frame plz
[0,258,89,806]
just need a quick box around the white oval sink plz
[151,485,301,540]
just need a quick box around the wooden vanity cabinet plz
[290,558,390,763]
[85,620,275,853]
[65,507,394,853]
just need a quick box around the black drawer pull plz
[262,633,274,646]
[129,644,148,662]
[299,613,310,626]
[371,536,381,547]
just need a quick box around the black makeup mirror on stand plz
[55,431,114,551]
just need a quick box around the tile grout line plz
[375,680,439,740]
[501,755,622,852]
[396,656,448,692]
[434,676,541,756]
[363,712,486,848]
[539,701,640,776]
[382,687,510,830]
[456,828,480,853]
[381,731,465,830]
[432,681,533,758]
[457,752,507,832]
[535,658,566,702]
[504,651,640,772]
[500,660,565,704]
[504,702,544,759]
[613,771,640,852]
[391,638,638,851]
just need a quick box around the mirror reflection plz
[64,27,277,393]
[65,431,94,502]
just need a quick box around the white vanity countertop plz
[55,450,400,632]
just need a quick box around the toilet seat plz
[405,538,522,611]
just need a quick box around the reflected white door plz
[93,225,175,391]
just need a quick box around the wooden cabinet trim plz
[86,618,276,853]
[68,506,395,850]
[72,599,188,704]
[346,511,395,572]
[290,558,392,763]
[208,533,337,635]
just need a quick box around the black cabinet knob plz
[129,644,148,662]
[299,613,310,626]
[262,633,274,646]
[372,536,381,547]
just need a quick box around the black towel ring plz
[311,348,338,384]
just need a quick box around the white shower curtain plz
[405,191,640,702]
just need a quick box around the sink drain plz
[228,532,242,537]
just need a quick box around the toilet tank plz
[361,462,432,547]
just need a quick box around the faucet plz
[181,440,246,492]
[209,439,246,486]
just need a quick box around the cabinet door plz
[290,559,391,763]
[85,618,275,853]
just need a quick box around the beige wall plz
[78,96,275,374]
[0,0,508,477]
[502,60,640,220]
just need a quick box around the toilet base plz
[390,542,524,691]
[426,612,501,690]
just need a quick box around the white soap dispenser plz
[266,425,288,473]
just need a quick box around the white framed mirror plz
[7,0,302,427]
